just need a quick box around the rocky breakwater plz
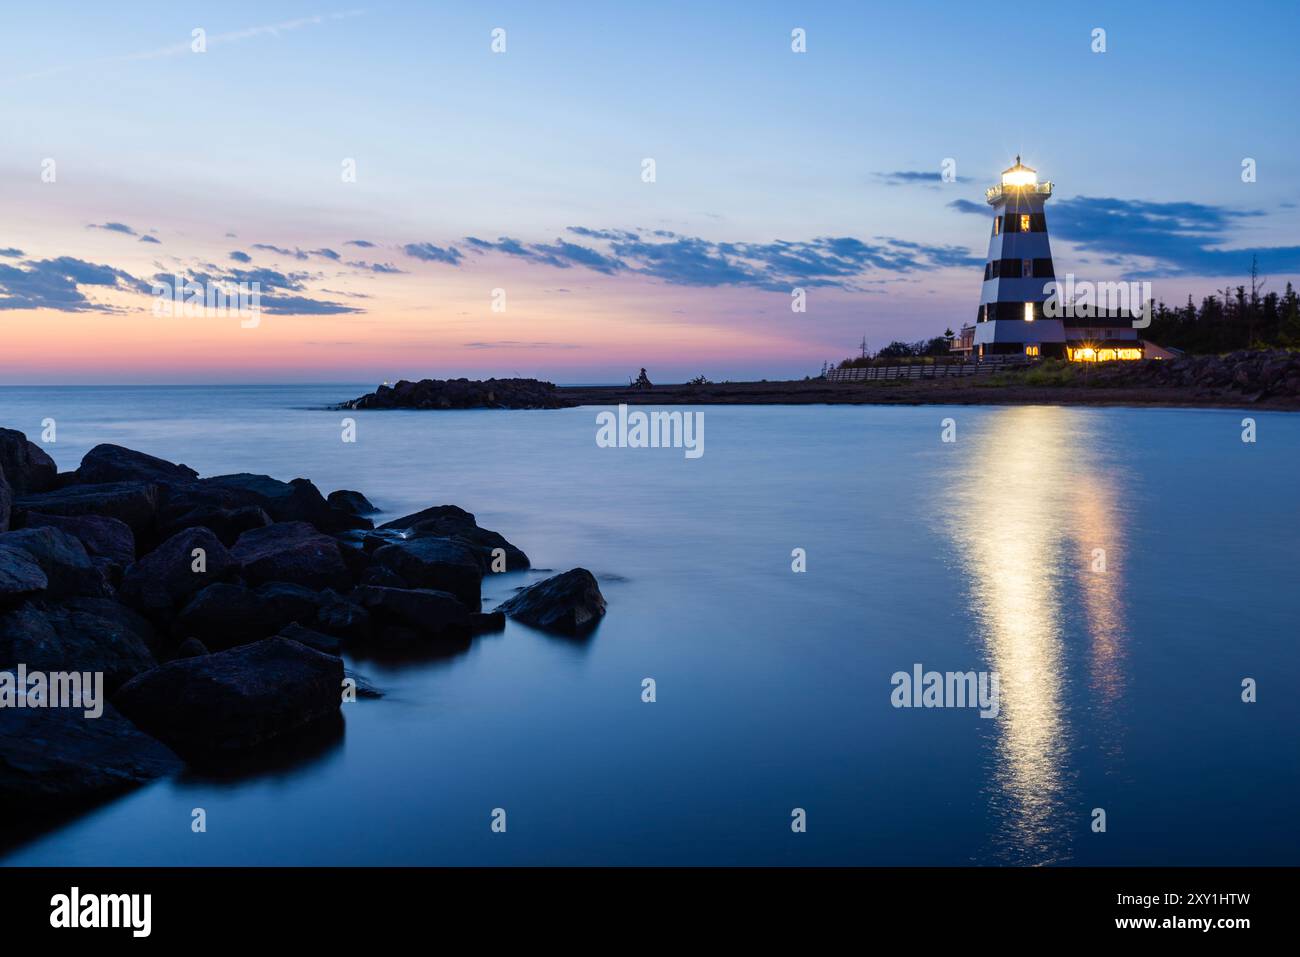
[339,377,574,410]
[0,431,605,816]
[1085,349,1300,403]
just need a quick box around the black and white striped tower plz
[973,157,1064,359]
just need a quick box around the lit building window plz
[1023,302,1034,323]
[1067,345,1144,362]
[1026,344,1040,357]
[993,216,1001,236]
[1019,214,1031,232]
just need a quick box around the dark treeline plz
[1147,275,1300,354]
[837,335,951,368]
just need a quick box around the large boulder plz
[0,465,10,534]
[157,504,271,548]
[230,522,352,591]
[54,597,159,666]
[350,585,471,639]
[113,637,344,755]
[360,565,407,589]
[380,504,530,571]
[201,474,371,532]
[0,599,156,692]
[174,637,209,659]
[21,512,136,568]
[0,545,47,604]
[0,703,181,812]
[73,444,198,486]
[372,537,481,607]
[497,568,606,635]
[173,581,327,650]
[0,429,58,495]
[120,527,233,615]
[327,489,378,516]
[14,481,160,537]
[314,592,372,642]
[0,526,110,599]
[277,621,342,656]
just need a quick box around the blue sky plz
[1,1,1298,382]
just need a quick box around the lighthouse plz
[973,158,1065,359]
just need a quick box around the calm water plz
[1,386,1296,865]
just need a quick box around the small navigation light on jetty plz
[973,157,1143,362]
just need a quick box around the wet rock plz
[73,443,198,486]
[0,466,10,534]
[0,545,47,604]
[0,526,111,599]
[343,668,384,698]
[0,703,181,812]
[174,637,209,659]
[120,527,233,615]
[357,528,405,554]
[497,568,606,635]
[0,429,58,495]
[157,504,271,548]
[278,621,341,656]
[201,474,371,533]
[173,581,326,650]
[314,593,371,642]
[0,599,156,693]
[359,565,407,588]
[387,505,531,572]
[328,489,378,516]
[372,537,481,607]
[15,481,160,537]
[114,637,344,755]
[351,585,471,638]
[333,534,374,581]
[21,512,136,568]
[230,521,352,591]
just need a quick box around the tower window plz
[1019,214,1031,232]
[993,216,1001,235]
[1024,302,1035,323]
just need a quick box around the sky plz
[1,0,1298,384]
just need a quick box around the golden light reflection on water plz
[945,406,1129,863]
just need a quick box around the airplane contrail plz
[9,9,366,83]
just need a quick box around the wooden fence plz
[824,357,1031,382]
